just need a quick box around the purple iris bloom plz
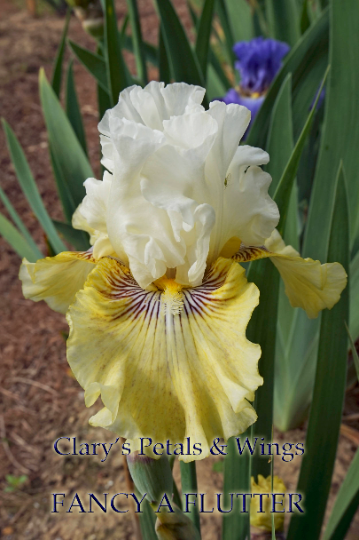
[233,37,290,95]
[219,37,290,133]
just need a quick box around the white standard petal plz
[207,151,279,262]
[206,100,251,183]
[141,114,218,286]
[96,82,278,288]
[73,171,126,263]
[99,81,205,135]
[160,82,205,116]
[106,110,219,288]
[225,164,279,246]
[79,172,111,233]
[100,117,165,176]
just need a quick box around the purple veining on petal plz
[233,37,290,95]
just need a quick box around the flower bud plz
[155,503,201,540]
[250,475,286,532]
[127,453,173,504]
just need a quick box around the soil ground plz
[0,1,358,538]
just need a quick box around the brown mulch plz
[0,1,358,538]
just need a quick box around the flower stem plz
[180,461,201,534]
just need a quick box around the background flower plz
[220,37,290,132]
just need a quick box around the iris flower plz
[221,37,290,124]
[20,83,346,461]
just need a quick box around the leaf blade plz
[274,67,329,235]
[104,0,130,105]
[53,220,90,251]
[222,434,251,540]
[39,69,93,214]
[0,213,39,262]
[51,9,71,98]
[68,40,109,94]
[65,59,88,156]
[154,0,205,90]
[322,447,359,540]
[126,0,148,85]
[195,0,215,81]
[224,0,253,42]
[179,462,201,534]
[303,0,359,260]
[0,185,42,259]
[287,164,350,540]
[266,0,300,46]
[2,118,66,254]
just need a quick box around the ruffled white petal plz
[72,172,121,262]
[206,101,251,182]
[224,165,279,247]
[141,116,217,286]
[79,173,111,233]
[99,81,205,136]
[207,162,279,263]
[95,82,279,286]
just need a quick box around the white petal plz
[232,145,270,169]
[92,234,116,259]
[72,206,96,240]
[208,163,279,262]
[128,83,166,131]
[206,101,251,182]
[101,118,164,176]
[73,172,126,262]
[226,165,279,246]
[98,84,143,136]
[163,111,217,154]
[98,82,205,136]
[141,142,216,286]
[160,82,205,116]
[80,173,111,233]
[95,83,278,287]
[108,171,187,289]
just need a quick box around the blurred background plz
[0,0,359,538]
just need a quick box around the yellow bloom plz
[19,82,347,460]
[250,475,286,532]
[67,257,261,459]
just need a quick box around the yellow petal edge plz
[232,229,347,319]
[19,251,96,315]
[66,256,262,461]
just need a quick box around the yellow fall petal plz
[250,475,286,532]
[232,229,347,319]
[66,256,263,461]
[19,251,96,315]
